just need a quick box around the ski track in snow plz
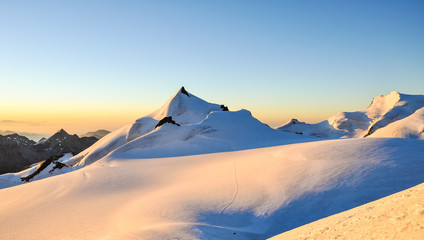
[219,160,239,215]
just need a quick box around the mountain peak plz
[49,129,72,140]
[367,91,401,115]
[126,88,227,142]
[57,129,68,134]
[389,90,400,95]
[147,88,223,123]
[180,86,190,97]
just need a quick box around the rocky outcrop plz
[220,105,229,111]
[180,87,190,97]
[155,116,181,129]
[21,154,69,182]
[288,119,300,125]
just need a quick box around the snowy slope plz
[0,138,423,240]
[369,107,424,139]
[0,153,78,189]
[278,91,424,139]
[269,182,424,240]
[278,119,343,138]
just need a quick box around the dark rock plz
[155,116,181,129]
[180,87,190,97]
[0,134,36,174]
[290,119,299,124]
[220,105,229,111]
[33,129,97,158]
[0,129,99,174]
[21,153,69,182]
[363,126,374,138]
[49,161,68,174]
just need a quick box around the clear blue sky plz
[0,0,423,133]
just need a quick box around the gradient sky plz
[1,0,423,135]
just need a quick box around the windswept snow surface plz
[278,91,424,139]
[269,182,424,240]
[0,138,423,240]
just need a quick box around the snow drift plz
[269,182,424,240]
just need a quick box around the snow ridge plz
[279,91,424,139]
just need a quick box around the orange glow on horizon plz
[0,99,335,135]
[0,102,156,135]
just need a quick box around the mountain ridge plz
[0,129,97,174]
[79,129,110,139]
[69,87,311,166]
[278,91,424,139]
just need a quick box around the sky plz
[1,0,423,135]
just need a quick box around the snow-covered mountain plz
[68,87,310,167]
[0,88,423,240]
[368,106,424,139]
[278,91,424,139]
[0,87,311,188]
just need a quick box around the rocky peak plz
[290,119,299,124]
[180,86,190,97]
[57,129,69,135]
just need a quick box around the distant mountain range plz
[278,91,424,139]
[0,130,49,142]
[0,129,105,174]
[79,129,110,139]
[0,129,110,141]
